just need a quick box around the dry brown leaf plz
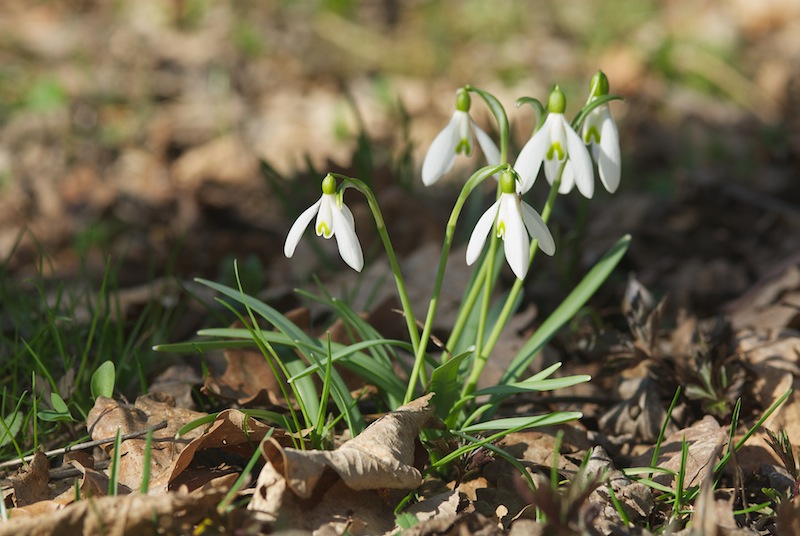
[778,497,800,535]
[249,394,434,533]
[582,446,653,533]
[727,263,800,331]
[203,346,287,407]
[0,482,227,536]
[148,364,203,410]
[634,415,726,490]
[86,393,206,493]
[9,451,50,507]
[687,475,758,536]
[760,376,800,455]
[168,409,289,492]
[599,377,677,450]
[395,490,462,531]
[498,427,592,472]
[399,511,504,536]
[172,135,259,188]
[2,500,64,521]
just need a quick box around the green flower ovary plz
[456,88,471,112]
[547,86,567,114]
[321,174,337,195]
[499,170,517,194]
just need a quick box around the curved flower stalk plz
[422,88,500,186]
[284,174,364,272]
[581,70,621,193]
[466,170,555,280]
[514,86,594,198]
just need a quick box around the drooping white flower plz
[581,70,621,194]
[513,86,594,198]
[466,171,555,280]
[422,88,500,186]
[284,175,364,272]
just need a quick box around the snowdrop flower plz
[422,88,500,186]
[514,86,594,198]
[466,170,555,280]
[581,70,621,193]
[284,174,364,272]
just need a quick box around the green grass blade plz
[432,411,582,468]
[500,234,630,385]
[108,427,122,496]
[196,278,364,435]
[460,412,583,433]
[428,348,475,420]
[473,375,591,397]
[140,428,153,494]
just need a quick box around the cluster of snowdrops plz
[282,71,623,407]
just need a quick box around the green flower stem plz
[334,175,421,357]
[461,166,564,399]
[456,85,509,365]
[472,233,499,373]
[466,85,509,164]
[404,164,506,403]
[444,243,495,357]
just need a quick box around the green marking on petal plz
[547,141,565,161]
[496,220,506,239]
[584,126,600,144]
[456,138,472,155]
[316,221,332,238]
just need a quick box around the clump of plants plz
[161,72,626,453]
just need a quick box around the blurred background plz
[1,0,799,317]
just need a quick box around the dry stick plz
[0,421,168,470]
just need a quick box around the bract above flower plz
[466,171,555,280]
[283,175,364,272]
[582,71,621,194]
[422,88,500,186]
[513,86,594,198]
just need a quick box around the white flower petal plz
[316,195,335,237]
[284,199,321,258]
[331,204,364,272]
[422,112,460,185]
[544,157,563,186]
[339,199,356,228]
[513,116,553,194]
[472,122,500,166]
[456,111,473,155]
[520,201,556,256]
[597,115,621,193]
[581,107,602,145]
[558,164,574,194]
[466,199,501,266]
[499,195,530,280]
[565,120,595,199]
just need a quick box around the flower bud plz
[588,71,610,101]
